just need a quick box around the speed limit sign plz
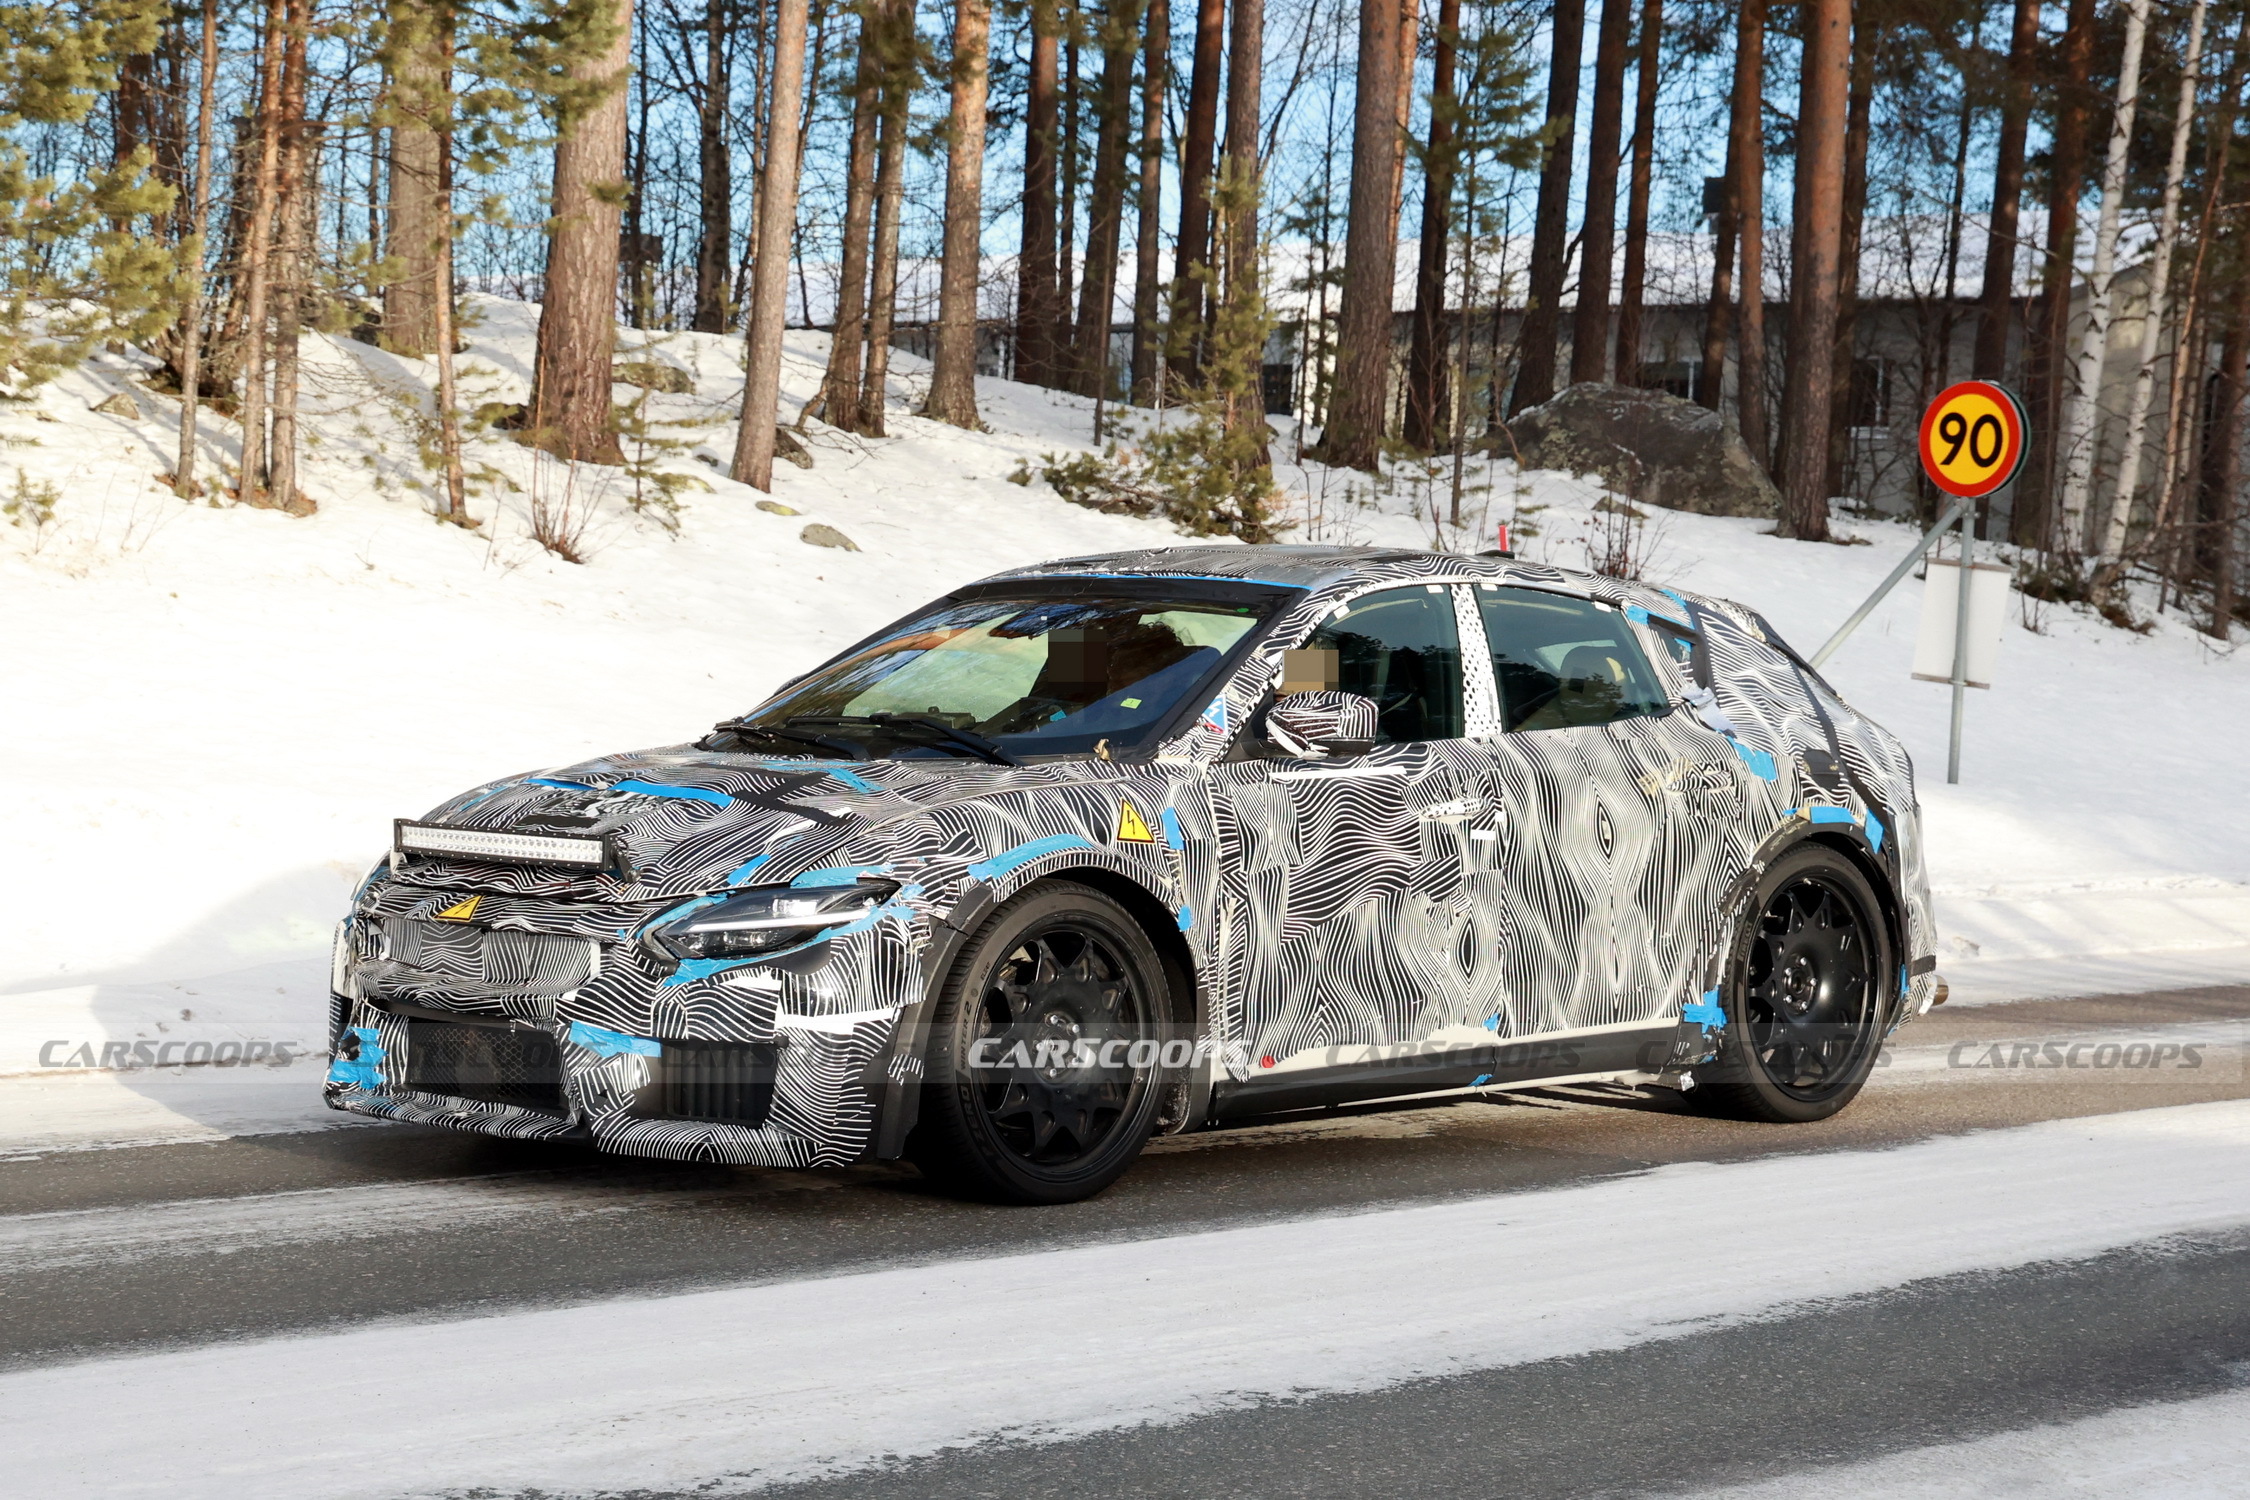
[1918,380,2028,498]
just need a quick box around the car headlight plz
[645,881,896,961]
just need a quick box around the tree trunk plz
[528,0,634,465]
[173,0,218,498]
[1822,6,1874,504]
[731,0,811,486]
[1058,36,1082,369]
[2056,0,2152,553]
[789,2,829,342]
[1129,0,1167,401]
[236,0,290,501]
[1612,0,1660,392]
[432,86,467,521]
[1972,0,2040,382]
[1697,141,1736,410]
[2097,0,2207,564]
[2200,262,2249,638]
[266,8,315,517]
[2154,6,2248,582]
[1074,1,1139,400]
[692,0,733,333]
[1384,0,1420,251]
[860,0,913,436]
[1404,0,1458,453]
[1570,0,1631,386]
[1729,0,1767,466]
[623,20,652,330]
[1016,0,1062,385]
[817,10,882,432]
[1774,0,1847,541]
[2017,0,2095,548]
[1320,0,1408,467]
[1509,0,1584,416]
[923,0,992,428]
[1170,0,1224,383]
[1219,0,1264,458]
[383,0,446,357]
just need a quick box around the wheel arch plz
[1802,829,1909,1020]
[872,866,1207,1158]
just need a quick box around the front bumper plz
[324,994,907,1166]
[326,894,925,1167]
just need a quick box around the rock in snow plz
[800,522,858,551]
[1505,382,1780,518]
[612,360,695,394]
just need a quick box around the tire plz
[1691,843,1893,1124]
[909,881,1173,1204]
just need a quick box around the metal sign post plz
[1808,381,2028,785]
[1948,503,1973,783]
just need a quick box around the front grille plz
[368,919,597,1001]
[405,1019,567,1114]
[636,1040,779,1127]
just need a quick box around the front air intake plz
[404,1019,568,1114]
[636,1039,779,1127]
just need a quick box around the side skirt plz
[1210,1021,1678,1120]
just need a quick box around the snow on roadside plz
[1,297,2244,1146]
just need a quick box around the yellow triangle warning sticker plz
[436,895,483,922]
[1115,799,1155,844]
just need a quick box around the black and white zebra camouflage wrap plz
[327,545,1936,1167]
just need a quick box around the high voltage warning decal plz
[1918,380,2028,499]
[435,895,483,922]
[1115,799,1156,843]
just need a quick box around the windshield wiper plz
[788,714,1020,766]
[703,718,865,758]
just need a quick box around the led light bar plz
[393,819,612,870]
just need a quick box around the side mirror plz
[1266,691,1378,759]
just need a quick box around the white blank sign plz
[1912,558,2011,689]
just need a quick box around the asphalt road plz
[4,982,2247,1497]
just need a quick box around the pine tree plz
[1509,0,1583,416]
[0,0,176,392]
[732,0,813,488]
[1320,0,1410,469]
[924,0,992,429]
[526,0,636,465]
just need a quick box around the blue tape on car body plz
[967,834,1099,881]
[569,1021,663,1057]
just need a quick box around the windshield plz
[723,592,1270,760]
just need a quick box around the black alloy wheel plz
[912,882,1173,1203]
[1693,843,1891,1124]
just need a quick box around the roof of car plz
[984,544,1602,593]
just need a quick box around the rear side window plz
[1303,586,1464,743]
[1474,587,1670,731]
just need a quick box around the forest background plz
[1,0,2245,633]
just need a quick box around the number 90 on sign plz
[1917,380,2027,499]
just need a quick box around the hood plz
[392,746,1102,901]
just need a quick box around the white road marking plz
[4,1100,2247,1499]
[1658,1386,2250,1499]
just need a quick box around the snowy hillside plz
[4,298,2246,1149]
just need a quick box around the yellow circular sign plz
[1918,380,2027,499]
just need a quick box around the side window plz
[1474,587,1670,732]
[1301,586,1465,743]
[1652,624,1697,671]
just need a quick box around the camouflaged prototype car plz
[329,544,1940,1202]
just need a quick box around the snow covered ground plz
[2,298,2246,1150]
